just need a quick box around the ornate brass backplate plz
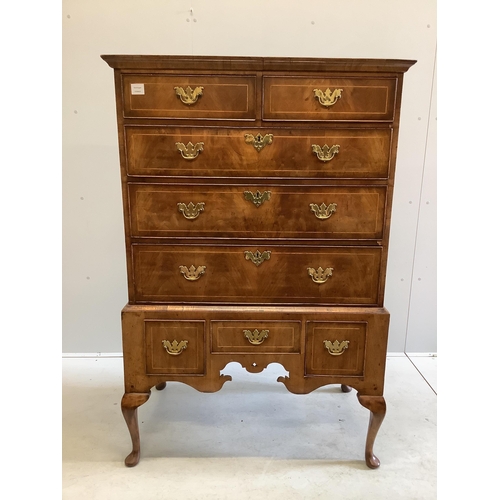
[313,88,343,107]
[243,190,271,207]
[244,133,273,152]
[162,339,188,355]
[311,144,340,162]
[307,266,334,284]
[177,202,205,220]
[244,250,271,267]
[243,329,269,345]
[323,339,349,356]
[179,265,206,281]
[175,141,204,160]
[174,86,204,105]
[310,202,337,220]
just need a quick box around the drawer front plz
[211,320,301,353]
[132,245,382,305]
[125,126,391,178]
[122,75,256,119]
[305,321,367,376]
[129,184,387,240]
[144,320,205,375]
[263,76,397,122]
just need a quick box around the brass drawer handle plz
[312,144,340,162]
[307,266,334,284]
[244,250,271,267]
[310,203,337,220]
[244,190,271,207]
[176,141,204,160]
[179,265,206,281]
[313,88,343,107]
[174,86,204,105]
[162,339,188,356]
[324,340,349,356]
[243,329,269,345]
[178,202,205,220]
[244,133,273,152]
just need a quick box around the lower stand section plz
[120,304,390,468]
[357,394,387,469]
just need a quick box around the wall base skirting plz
[62,352,436,359]
[405,352,437,357]
[62,353,124,358]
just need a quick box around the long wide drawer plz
[125,126,392,179]
[128,184,387,240]
[122,74,256,120]
[131,244,382,305]
[263,76,397,122]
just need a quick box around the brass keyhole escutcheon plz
[244,250,271,267]
[244,190,271,207]
[244,133,273,152]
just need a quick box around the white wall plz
[62,0,437,353]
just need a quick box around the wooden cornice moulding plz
[101,54,417,73]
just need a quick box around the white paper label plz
[130,84,145,95]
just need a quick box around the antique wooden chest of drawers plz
[102,55,416,468]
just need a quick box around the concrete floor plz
[62,355,436,499]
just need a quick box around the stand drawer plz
[305,321,367,376]
[144,320,205,375]
[211,320,301,354]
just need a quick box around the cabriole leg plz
[121,392,151,467]
[357,394,386,469]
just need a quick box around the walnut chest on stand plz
[101,55,416,468]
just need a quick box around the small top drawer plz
[122,74,256,120]
[263,76,397,122]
